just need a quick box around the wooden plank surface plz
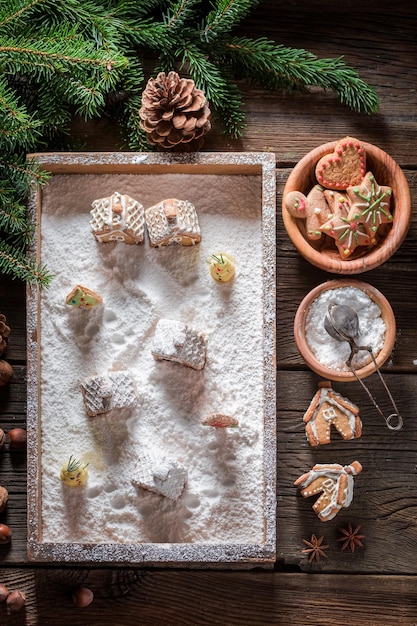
[1,0,417,622]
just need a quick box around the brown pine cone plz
[139,71,211,151]
[0,314,10,356]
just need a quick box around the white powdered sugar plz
[37,172,267,547]
[305,286,386,371]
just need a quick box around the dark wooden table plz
[1,1,417,623]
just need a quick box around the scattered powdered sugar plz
[305,286,386,371]
[37,172,267,547]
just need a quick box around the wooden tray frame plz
[26,151,276,568]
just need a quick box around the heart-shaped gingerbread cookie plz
[315,136,366,190]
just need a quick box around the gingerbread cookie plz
[201,413,239,428]
[319,213,375,258]
[346,171,393,237]
[315,136,366,190]
[294,461,362,522]
[303,381,362,446]
[66,285,103,309]
[284,185,329,240]
[284,190,308,219]
[323,190,350,218]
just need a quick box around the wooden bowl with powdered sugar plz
[294,279,396,382]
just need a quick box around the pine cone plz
[139,71,211,151]
[0,315,10,356]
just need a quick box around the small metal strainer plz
[324,303,403,431]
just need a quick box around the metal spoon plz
[324,303,403,431]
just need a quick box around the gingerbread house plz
[145,198,201,247]
[80,370,137,417]
[303,381,362,446]
[132,452,187,500]
[294,461,362,522]
[151,318,208,370]
[90,192,145,244]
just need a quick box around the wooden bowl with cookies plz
[282,137,411,274]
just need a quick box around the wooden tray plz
[26,152,276,567]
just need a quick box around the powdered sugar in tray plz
[30,169,274,554]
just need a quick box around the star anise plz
[301,534,329,563]
[337,523,365,553]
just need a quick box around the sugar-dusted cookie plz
[131,451,187,500]
[294,461,362,522]
[346,171,393,238]
[303,381,362,446]
[201,413,239,428]
[315,136,366,190]
[66,285,103,309]
[145,198,201,247]
[80,370,137,417]
[151,318,208,370]
[90,191,145,244]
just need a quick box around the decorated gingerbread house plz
[145,198,201,247]
[90,192,145,244]
[303,381,362,446]
[294,461,362,522]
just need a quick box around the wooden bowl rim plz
[282,140,411,274]
[294,279,396,382]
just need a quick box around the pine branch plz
[200,0,259,43]
[163,0,201,33]
[178,42,246,137]
[0,77,42,150]
[0,239,52,287]
[0,194,29,235]
[116,18,169,50]
[0,155,50,198]
[225,36,379,114]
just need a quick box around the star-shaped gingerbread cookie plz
[320,214,375,258]
[346,171,393,237]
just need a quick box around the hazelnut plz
[72,586,94,608]
[0,583,9,602]
[8,428,27,450]
[0,523,11,543]
[0,314,10,357]
[0,360,13,386]
[0,428,5,449]
[6,589,26,612]
[0,486,8,513]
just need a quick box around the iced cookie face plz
[60,456,88,487]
